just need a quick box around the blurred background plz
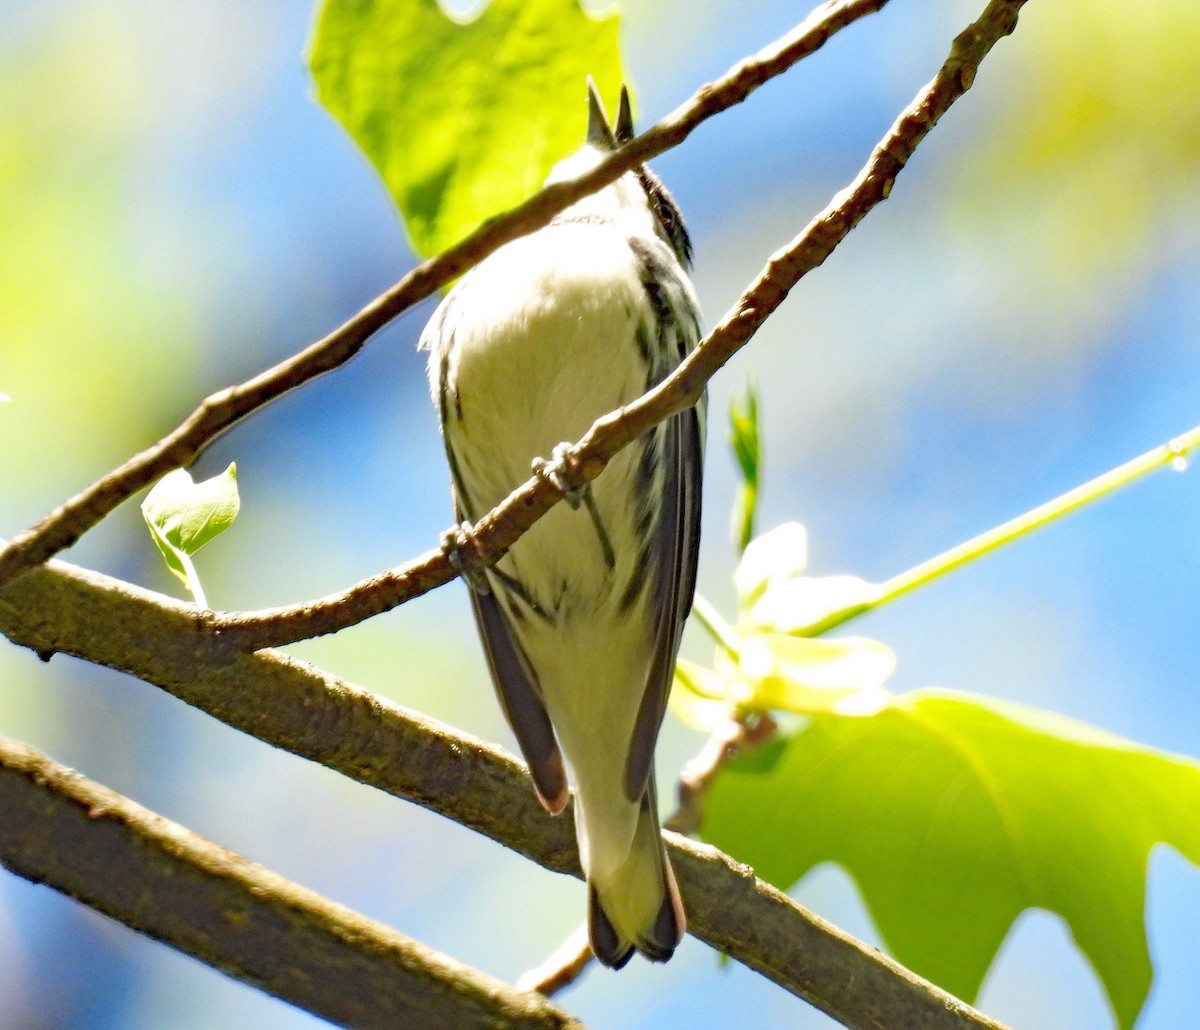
[2,0,1198,1026]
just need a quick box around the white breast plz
[435,223,654,609]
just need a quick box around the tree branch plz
[0,554,1007,1030]
[0,552,575,874]
[198,0,1027,651]
[673,842,1009,1030]
[0,0,891,591]
[0,735,582,1030]
[516,926,592,997]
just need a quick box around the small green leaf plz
[728,381,761,552]
[141,463,240,606]
[143,464,240,555]
[310,0,625,258]
[702,690,1200,1028]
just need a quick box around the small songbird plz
[421,81,704,968]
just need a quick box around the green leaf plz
[141,463,240,606]
[310,0,625,258]
[728,381,761,552]
[701,690,1200,1028]
[142,464,241,556]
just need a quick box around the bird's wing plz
[432,333,569,816]
[624,398,704,802]
[462,548,569,815]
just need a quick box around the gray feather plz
[624,402,703,802]
[464,554,569,815]
[435,345,569,815]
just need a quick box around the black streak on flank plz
[628,237,674,323]
[618,438,661,613]
[492,566,554,624]
[634,321,653,367]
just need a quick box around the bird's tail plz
[585,787,685,968]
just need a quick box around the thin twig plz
[799,423,1200,637]
[207,0,1027,651]
[515,925,593,997]
[0,735,583,1030]
[0,0,891,591]
[0,553,1008,1030]
[668,714,778,838]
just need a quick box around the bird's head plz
[544,79,693,269]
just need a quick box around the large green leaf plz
[310,0,625,257]
[701,690,1200,1028]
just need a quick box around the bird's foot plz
[439,521,490,594]
[532,442,586,509]
[532,443,615,568]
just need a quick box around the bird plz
[421,80,704,969]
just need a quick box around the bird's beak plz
[615,84,633,144]
[586,76,616,150]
